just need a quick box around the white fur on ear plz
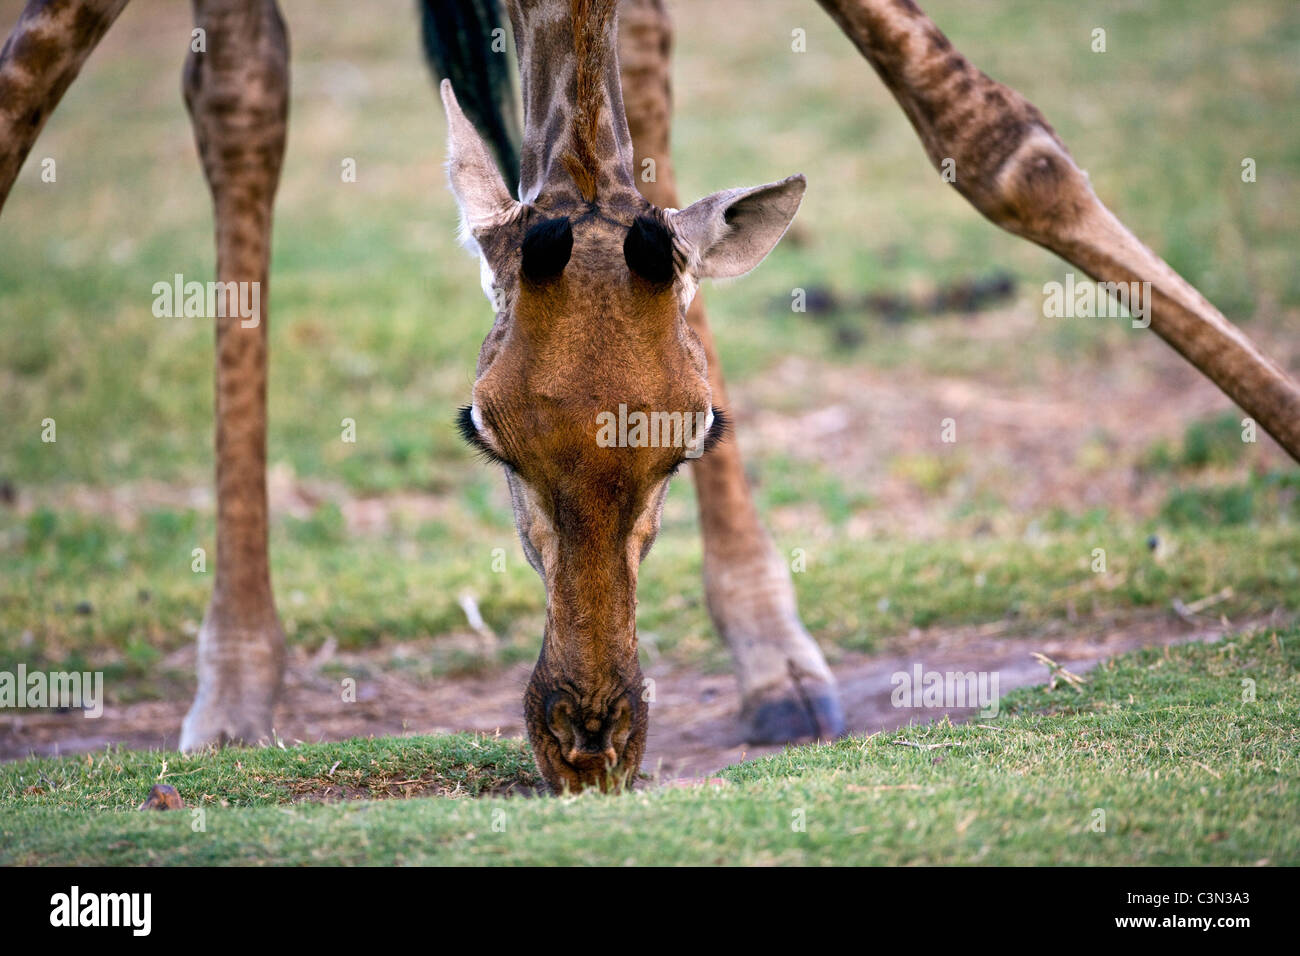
[479,256,496,306]
[669,175,806,280]
[441,79,521,247]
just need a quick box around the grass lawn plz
[1,627,1295,865]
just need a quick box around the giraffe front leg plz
[619,0,843,743]
[178,0,289,751]
[692,387,845,742]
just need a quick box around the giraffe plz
[1,0,1297,791]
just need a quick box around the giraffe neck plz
[508,0,638,206]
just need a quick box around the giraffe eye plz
[521,217,573,282]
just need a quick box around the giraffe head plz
[441,0,804,792]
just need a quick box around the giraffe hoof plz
[180,614,284,751]
[179,704,274,752]
[742,683,845,745]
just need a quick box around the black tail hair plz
[419,0,521,187]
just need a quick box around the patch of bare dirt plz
[744,308,1295,540]
[1,611,1278,782]
[286,771,539,803]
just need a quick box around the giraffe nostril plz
[564,745,617,767]
[547,692,636,769]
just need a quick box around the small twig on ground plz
[1192,761,1222,780]
[312,635,338,667]
[1185,587,1234,615]
[892,740,964,750]
[1032,652,1087,693]
[157,768,202,779]
[458,592,499,654]
[1173,587,1234,625]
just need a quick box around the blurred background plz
[0,0,1296,750]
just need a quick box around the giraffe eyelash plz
[456,405,514,469]
[702,406,730,454]
[667,406,730,477]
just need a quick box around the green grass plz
[1142,412,1283,474]
[2,628,1295,865]
[0,733,539,811]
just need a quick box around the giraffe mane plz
[560,0,617,202]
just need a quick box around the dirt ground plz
[1,609,1274,781]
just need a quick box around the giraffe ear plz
[441,79,519,243]
[670,175,806,279]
